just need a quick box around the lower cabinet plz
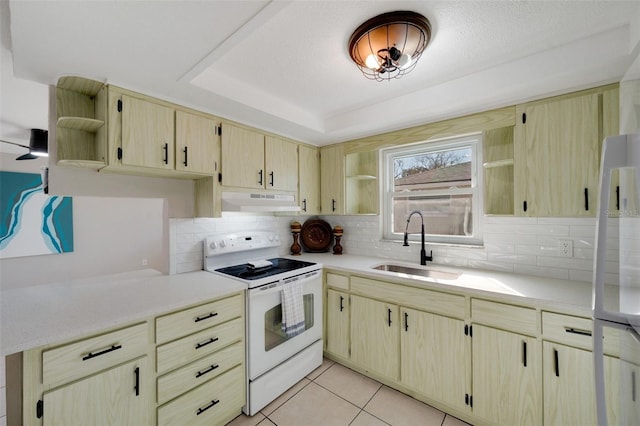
[400,307,468,413]
[19,292,245,426]
[350,295,399,381]
[325,288,350,360]
[42,357,150,426]
[471,324,541,426]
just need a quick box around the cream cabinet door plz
[265,136,298,191]
[326,289,350,359]
[350,295,399,381]
[514,93,600,216]
[472,324,541,425]
[121,95,174,170]
[298,145,320,214]
[320,144,344,215]
[400,308,468,412]
[543,342,620,426]
[175,111,219,175]
[221,123,265,189]
[43,357,150,426]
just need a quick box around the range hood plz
[221,191,301,212]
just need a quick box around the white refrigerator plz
[593,133,640,425]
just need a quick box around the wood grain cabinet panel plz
[350,295,399,381]
[320,144,345,214]
[400,307,468,413]
[514,92,600,217]
[471,324,542,426]
[298,144,321,214]
[265,136,298,191]
[325,289,350,360]
[175,110,220,175]
[121,95,175,170]
[42,357,150,426]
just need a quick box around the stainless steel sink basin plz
[372,264,461,281]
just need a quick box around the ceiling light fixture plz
[348,11,432,81]
[0,129,48,160]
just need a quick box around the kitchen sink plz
[372,264,461,281]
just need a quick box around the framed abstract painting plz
[0,171,74,259]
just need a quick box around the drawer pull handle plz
[195,312,218,323]
[565,327,592,337]
[82,344,122,361]
[134,367,140,396]
[195,337,219,350]
[196,364,219,378]
[196,399,219,416]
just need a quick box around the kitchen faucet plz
[403,210,433,266]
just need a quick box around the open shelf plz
[483,159,514,169]
[346,174,377,180]
[57,159,106,170]
[57,117,105,133]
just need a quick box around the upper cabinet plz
[221,123,298,192]
[54,77,108,169]
[320,144,345,215]
[175,111,221,175]
[298,144,320,214]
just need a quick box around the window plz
[382,134,483,245]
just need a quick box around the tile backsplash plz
[171,214,619,284]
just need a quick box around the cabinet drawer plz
[326,272,349,290]
[351,276,465,318]
[157,317,243,374]
[157,364,244,426]
[472,299,537,335]
[156,294,242,344]
[542,312,593,350]
[157,341,243,405]
[43,322,148,387]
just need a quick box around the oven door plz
[247,269,322,380]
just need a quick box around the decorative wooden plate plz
[300,219,332,252]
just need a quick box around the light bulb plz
[397,53,412,69]
[365,53,379,70]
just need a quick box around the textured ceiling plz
[5,0,640,147]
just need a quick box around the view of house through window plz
[382,135,482,245]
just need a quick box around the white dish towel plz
[281,283,306,338]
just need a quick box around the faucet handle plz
[426,250,433,261]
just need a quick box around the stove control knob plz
[209,241,217,250]
[219,240,226,248]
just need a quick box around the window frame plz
[381,133,484,246]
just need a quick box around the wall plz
[171,214,615,284]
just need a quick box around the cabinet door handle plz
[183,146,188,167]
[554,348,560,377]
[195,337,219,350]
[387,308,392,327]
[196,364,219,379]
[522,341,527,367]
[584,188,589,211]
[194,312,218,323]
[134,366,140,396]
[332,199,336,212]
[269,171,274,187]
[302,198,307,212]
[523,200,528,212]
[564,327,592,337]
[82,344,122,361]
[404,312,409,332]
[339,296,344,312]
[196,399,219,416]
[163,143,169,165]
[616,186,620,210]
[258,170,263,186]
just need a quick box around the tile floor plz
[227,359,471,426]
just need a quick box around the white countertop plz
[291,253,598,315]
[1,269,246,356]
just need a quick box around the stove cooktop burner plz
[215,258,315,281]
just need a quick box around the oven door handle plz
[248,274,320,298]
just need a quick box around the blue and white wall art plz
[0,171,74,259]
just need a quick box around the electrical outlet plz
[558,240,573,258]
